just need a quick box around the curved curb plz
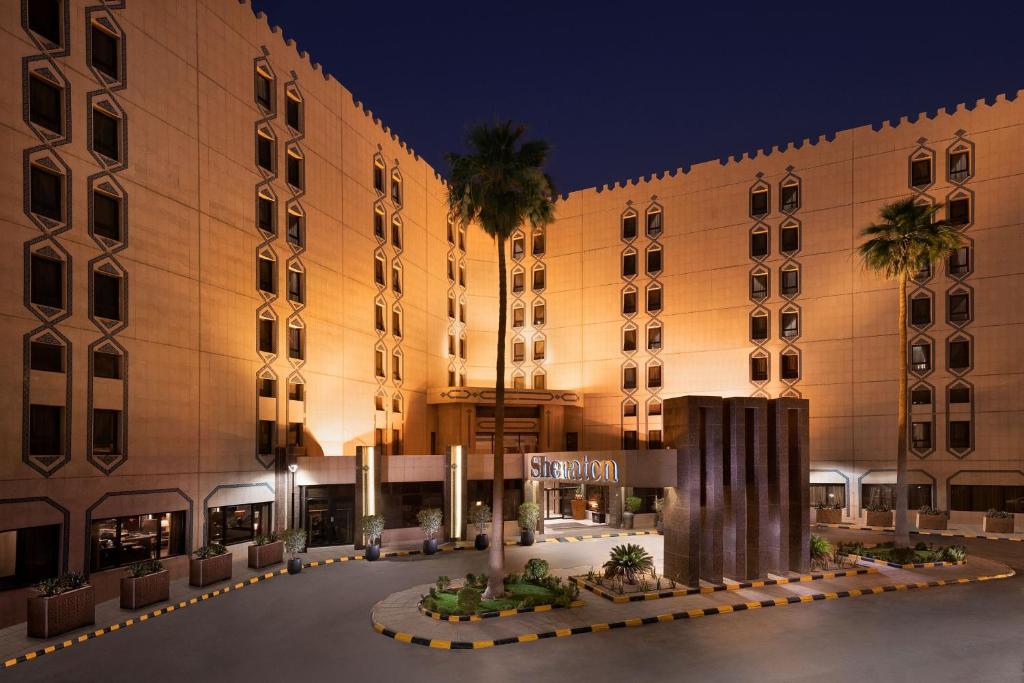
[418,599,584,622]
[838,553,966,570]
[503,530,658,547]
[815,523,1024,543]
[573,567,878,603]
[372,567,1016,650]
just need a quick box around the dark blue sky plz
[251,1,1024,192]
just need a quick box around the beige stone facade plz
[2,0,1022,627]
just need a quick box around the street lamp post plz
[287,463,299,528]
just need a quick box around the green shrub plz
[814,502,842,510]
[918,505,947,517]
[914,541,929,551]
[464,573,487,590]
[281,528,307,558]
[518,595,538,609]
[470,503,492,534]
[194,543,227,559]
[865,503,891,512]
[518,502,541,530]
[35,572,89,597]
[809,534,833,568]
[940,545,967,562]
[361,514,385,545]
[253,532,278,546]
[986,508,1011,519]
[455,586,481,614]
[603,543,654,584]
[624,496,643,513]
[436,576,451,592]
[417,507,443,540]
[887,547,918,565]
[523,558,549,581]
[835,541,865,557]
[422,595,439,612]
[126,559,163,578]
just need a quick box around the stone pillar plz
[767,398,810,574]
[444,445,467,541]
[354,446,381,549]
[722,398,769,581]
[607,484,623,528]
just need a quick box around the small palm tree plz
[446,122,556,598]
[602,543,655,585]
[858,198,962,548]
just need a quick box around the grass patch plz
[429,582,559,613]
[837,541,966,565]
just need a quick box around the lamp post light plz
[287,463,299,528]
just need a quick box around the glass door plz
[304,485,355,547]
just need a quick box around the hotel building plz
[1,0,1022,626]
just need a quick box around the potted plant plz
[281,528,306,574]
[361,514,385,561]
[983,509,1015,534]
[916,506,948,531]
[814,502,842,525]
[570,486,587,520]
[654,496,664,534]
[518,501,540,546]
[247,532,283,569]
[27,572,94,638]
[470,502,491,550]
[189,543,232,587]
[417,507,443,555]
[865,503,894,528]
[622,496,642,529]
[120,559,169,610]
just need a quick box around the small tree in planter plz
[361,514,385,561]
[247,532,283,569]
[814,502,843,525]
[121,559,169,610]
[417,507,443,555]
[470,503,492,550]
[622,496,642,529]
[518,502,541,546]
[809,534,834,570]
[27,572,94,638]
[983,509,1014,534]
[916,506,948,531]
[281,528,306,574]
[190,543,231,587]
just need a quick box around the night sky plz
[250,0,1024,193]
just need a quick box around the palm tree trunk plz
[894,272,910,548]
[484,235,508,599]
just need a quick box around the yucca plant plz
[810,534,833,570]
[602,543,654,584]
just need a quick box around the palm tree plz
[446,122,556,598]
[858,198,962,547]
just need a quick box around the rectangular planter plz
[815,508,842,525]
[916,513,948,531]
[632,512,657,529]
[27,585,95,639]
[865,510,894,527]
[983,516,1014,533]
[189,552,232,587]
[120,569,170,610]
[570,499,587,520]
[247,540,284,569]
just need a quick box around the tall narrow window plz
[512,303,524,328]
[512,340,524,362]
[532,370,546,390]
[391,217,402,249]
[780,182,800,212]
[286,149,303,189]
[780,310,799,339]
[258,255,275,294]
[948,339,970,370]
[28,0,62,46]
[623,364,637,390]
[288,325,304,361]
[459,333,466,359]
[622,250,637,278]
[622,212,637,240]
[258,194,275,233]
[447,294,456,319]
[93,272,121,321]
[532,302,545,326]
[622,288,637,315]
[780,351,799,380]
[910,296,931,326]
[30,253,63,309]
[780,266,799,296]
[647,362,662,388]
[647,323,662,350]
[911,421,932,449]
[287,209,304,248]
[533,338,545,360]
[458,263,466,287]
[92,409,121,455]
[286,93,302,131]
[375,348,385,377]
[910,342,931,372]
[532,264,545,291]
[92,109,120,161]
[287,422,304,447]
[622,326,637,352]
[779,222,799,253]
[948,196,970,226]
[392,306,402,338]
[948,247,970,276]
[375,255,386,286]
[911,156,932,188]
[259,318,275,354]
[512,372,525,390]
[255,71,273,110]
[646,208,663,237]
[374,207,386,240]
[458,227,466,251]
[512,234,525,260]
[948,149,971,182]
[646,284,662,313]
[29,76,62,134]
[90,24,119,81]
[373,161,385,194]
[259,377,276,398]
[391,263,402,294]
[258,420,275,455]
[622,431,638,449]
[29,404,63,455]
[751,355,768,382]
[512,268,524,293]
[750,312,768,341]
[949,421,971,449]
[93,191,120,241]
[948,292,970,323]
[532,227,545,256]
[30,340,64,373]
[31,165,62,220]
[751,271,769,299]
[288,268,304,303]
[646,246,662,274]
[375,301,386,332]
[94,350,121,379]
[750,188,769,216]
[750,228,768,258]
[390,172,402,206]
[257,131,274,172]
[392,351,402,381]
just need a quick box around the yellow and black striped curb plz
[502,529,658,547]
[837,553,966,570]
[815,523,1024,543]
[373,568,1016,650]
[572,567,878,603]
[418,599,584,622]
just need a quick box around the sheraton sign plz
[529,454,620,483]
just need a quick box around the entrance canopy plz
[524,450,676,488]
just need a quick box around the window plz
[391,394,401,413]
[780,351,799,380]
[374,207,386,240]
[286,150,303,189]
[648,400,662,416]
[391,263,401,294]
[288,268,304,303]
[448,334,456,356]
[380,482,444,529]
[287,422,303,447]
[948,247,970,276]
[390,173,402,206]
[780,182,800,212]
[751,271,768,299]
[622,251,637,278]
[647,323,662,350]
[780,310,799,339]
[93,272,121,321]
[458,227,466,251]
[623,364,637,390]
[533,338,545,360]
[750,188,769,216]
[458,263,466,287]
[255,71,273,110]
[391,218,402,249]
[375,348,385,377]
[90,349,119,380]
[948,196,970,226]
[92,409,120,455]
[287,210,304,247]
[948,292,970,323]
[750,228,768,258]
[29,75,62,134]
[92,108,119,160]
[288,325,303,362]
[532,371,546,390]
[910,296,930,326]
[446,256,455,282]
[532,265,545,291]
[459,333,466,358]
[93,191,120,241]
[90,512,186,572]
[459,300,466,322]
[751,355,768,382]
[646,246,662,274]
[258,318,275,354]
[258,377,276,398]
[28,0,62,45]
[911,157,932,188]
[30,340,63,372]
[622,212,638,240]
[29,404,62,455]
[512,269,524,293]
[622,289,637,315]
[780,223,799,253]
[623,327,637,352]
[286,94,302,131]
[647,363,662,388]
[648,430,663,449]
[374,255,386,286]
[511,234,524,260]
[258,255,275,294]
[646,284,662,312]
[646,209,663,237]
[258,195,275,233]
[914,257,931,281]
[31,165,62,220]
[948,149,971,182]
[257,131,274,172]
[623,400,637,417]
[512,304,524,328]
[911,387,932,405]
[90,25,119,80]
[375,302,386,333]
[512,341,524,362]
[949,386,971,404]
[0,524,60,590]
[30,253,63,308]
[208,502,272,547]
[373,161,385,193]
[911,421,932,449]
[622,430,639,449]
[863,484,933,511]
[533,302,545,326]
[391,351,402,381]
[809,483,846,508]
[512,372,525,389]
[532,228,545,256]
[948,339,970,370]
[750,312,769,341]
[951,485,1024,513]
[780,266,799,296]
[910,342,931,372]
[258,420,275,454]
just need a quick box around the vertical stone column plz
[444,445,467,541]
[723,397,768,581]
[354,445,381,549]
[768,398,810,574]
[607,485,623,528]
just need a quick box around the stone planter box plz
[983,516,1014,533]
[865,510,894,527]
[815,508,842,524]
[632,512,657,529]
[916,513,948,531]
[247,541,284,569]
[120,569,170,610]
[570,499,587,520]
[27,585,95,639]
[189,552,232,587]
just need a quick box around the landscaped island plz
[420,559,579,617]
[837,541,966,565]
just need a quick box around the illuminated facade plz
[2,0,1023,626]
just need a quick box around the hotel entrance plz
[543,485,579,519]
[303,485,354,547]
